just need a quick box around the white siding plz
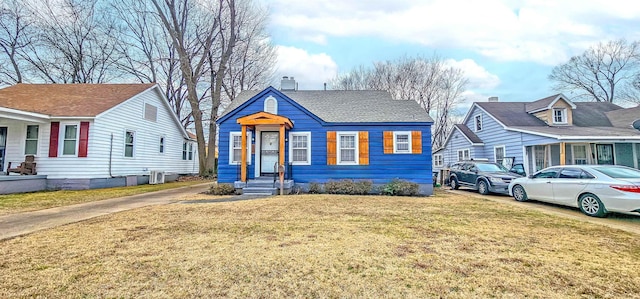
[16,87,198,179]
[0,119,48,172]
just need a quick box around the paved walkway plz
[0,183,213,240]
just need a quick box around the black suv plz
[449,161,522,195]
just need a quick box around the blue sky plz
[264,0,640,107]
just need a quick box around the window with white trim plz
[62,124,78,155]
[159,136,165,153]
[289,132,311,165]
[25,125,39,155]
[553,108,567,124]
[457,149,470,161]
[474,115,482,131]
[434,154,443,167]
[229,132,252,165]
[494,146,505,166]
[572,144,588,164]
[393,131,411,153]
[188,143,194,160]
[124,130,135,157]
[337,132,358,165]
[182,142,188,160]
[264,96,277,114]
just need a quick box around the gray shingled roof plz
[476,102,548,126]
[455,124,483,143]
[525,94,561,112]
[221,89,433,123]
[605,105,640,128]
[572,102,621,126]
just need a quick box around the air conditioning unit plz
[149,170,165,184]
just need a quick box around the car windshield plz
[475,163,508,172]
[593,166,640,178]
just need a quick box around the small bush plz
[380,179,420,196]
[308,182,323,194]
[324,179,372,195]
[207,183,235,195]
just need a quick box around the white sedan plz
[508,165,640,217]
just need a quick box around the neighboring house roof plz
[524,94,576,113]
[468,94,640,140]
[454,124,483,144]
[222,88,433,123]
[0,83,156,117]
[605,105,640,128]
[572,102,621,127]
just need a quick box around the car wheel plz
[450,177,459,190]
[477,180,489,195]
[578,193,607,218]
[512,184,528,202]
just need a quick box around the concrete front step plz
[243,187,277,195]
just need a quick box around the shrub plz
[324,179,372,195]
[380,179,420,196]
[308,182,323,194]
[207,183,236,195]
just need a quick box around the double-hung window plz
[159,136,165,153]
[337,132,358,165]
[553,108,567,124]
[434,154,443,167]
[182,142,188,160]
[229,132,252,165]
[25,125,39,155]
[188,143,194,160]
[124,130,135,157]
[289,132,311,165]
[494,146,505,166]
[457,149,470,161]
[62,124,78,155]
[393,131,411,153]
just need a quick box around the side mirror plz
[527,174,533,179]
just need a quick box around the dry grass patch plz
[1,192,639,298]
[0,180,211,215]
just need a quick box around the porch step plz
[242,187,278,195]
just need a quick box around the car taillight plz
[610,185,640,193]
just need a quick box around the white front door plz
[260,131,279,174]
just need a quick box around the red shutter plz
[49,122,60,157]
[78,122,90,157]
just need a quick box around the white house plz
[0,83,198,193]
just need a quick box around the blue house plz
[217,78,434,195]
[436,94,640,177]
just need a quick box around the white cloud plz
[268,0,640,64]
[273,46,338,90]
[445,59,501,90]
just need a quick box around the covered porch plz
[524,141,640,173]
[234,112,295,194]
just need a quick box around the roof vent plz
[488,96,499,102]
[633,119,640,131]
[281,76,296,91]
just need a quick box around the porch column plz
[241,125,247,182]
[559,142,566,165]
[279,124,285,166]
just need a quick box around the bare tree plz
[330,55,468,149]
[0,0,33,84]
[549,39,640,103]
[19,0,124,83]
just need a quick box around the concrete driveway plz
[0,183,212,240]
[447,188,640,235]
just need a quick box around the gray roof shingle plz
[455,124,483,144]
[605,105,640,128]
[221,89,433,123]
[525,94,562,112]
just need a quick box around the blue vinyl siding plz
[218,88,433,186]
